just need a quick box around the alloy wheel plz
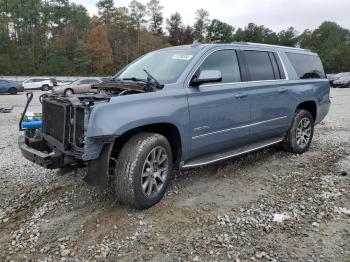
[141,146,169,198]
[296,117,312,148]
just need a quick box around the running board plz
[181,137,283,169]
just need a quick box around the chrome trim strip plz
[182,138,283,169]
[192,116,287,140]
[277,51,289,80]
[199,79,289,88]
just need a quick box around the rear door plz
[77,79,92,93]
[242,49,293,141]
[186,48,251,158]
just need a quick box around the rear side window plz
[286,53,326,79]
[80,79,90,84]
[243,51,276,81]
[200,50,241,83]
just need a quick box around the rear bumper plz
[18,136,64,169]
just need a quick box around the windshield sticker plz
[172,54,193,61]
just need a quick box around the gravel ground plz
[0,89,349,262]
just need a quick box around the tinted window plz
[244,51,275,81]
[79,79,91,84]
[90,79,100,84]
[286,53,326,79]
[200,50,241,83]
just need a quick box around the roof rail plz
[231,42,309,51]
[191,40,202,47]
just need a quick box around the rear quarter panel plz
[281,79,330,126]
[278,50,330,125]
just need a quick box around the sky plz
[71,0,350,32]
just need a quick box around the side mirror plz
[191,70,222,86]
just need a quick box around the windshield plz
[115,49,198,84]
[336,72,350,78]
[338,76,350,81]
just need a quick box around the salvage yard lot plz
[0,89,349,261]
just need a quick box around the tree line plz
[0,0,349,76]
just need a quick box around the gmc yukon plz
[19,42,330,209]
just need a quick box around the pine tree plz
[193,9,210,42]
[85,25,113,75]
[147,0,164,36]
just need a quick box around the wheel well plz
[296,101,317,121]
[112,123,182,163]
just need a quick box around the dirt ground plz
[0,89,349,262]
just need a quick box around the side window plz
[244,51,276,81]
[199,50,241,83]
[80,79,90,84]
[286,53,326,79]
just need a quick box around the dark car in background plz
[327,74,337,86]
[0,79,24,95]
[333,76,350,88]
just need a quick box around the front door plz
[186,49,251,159]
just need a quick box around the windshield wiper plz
[121,77,156,92]
[143,69,164,89]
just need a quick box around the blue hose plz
[22,120,42,129]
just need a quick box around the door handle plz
[235,93,248,99]
[277,88,287,93]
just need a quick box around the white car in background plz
[22,78,57,91]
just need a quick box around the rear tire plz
[281,109,314,154]
[42,85,49,91]
[113,132,173,209]
[8,87,17,95]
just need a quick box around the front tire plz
[42,85,49,91]
[113,133,173,209]
[64,88,74,96]
[281,109,314,154]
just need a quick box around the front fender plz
[86,89,191,160]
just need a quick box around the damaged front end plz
[19,93,112,169]
[18,81,151,184]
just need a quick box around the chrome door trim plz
[192,116,287,140]
[276,51,289,80]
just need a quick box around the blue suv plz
[0,79,24,95]
[19,42,330,209]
